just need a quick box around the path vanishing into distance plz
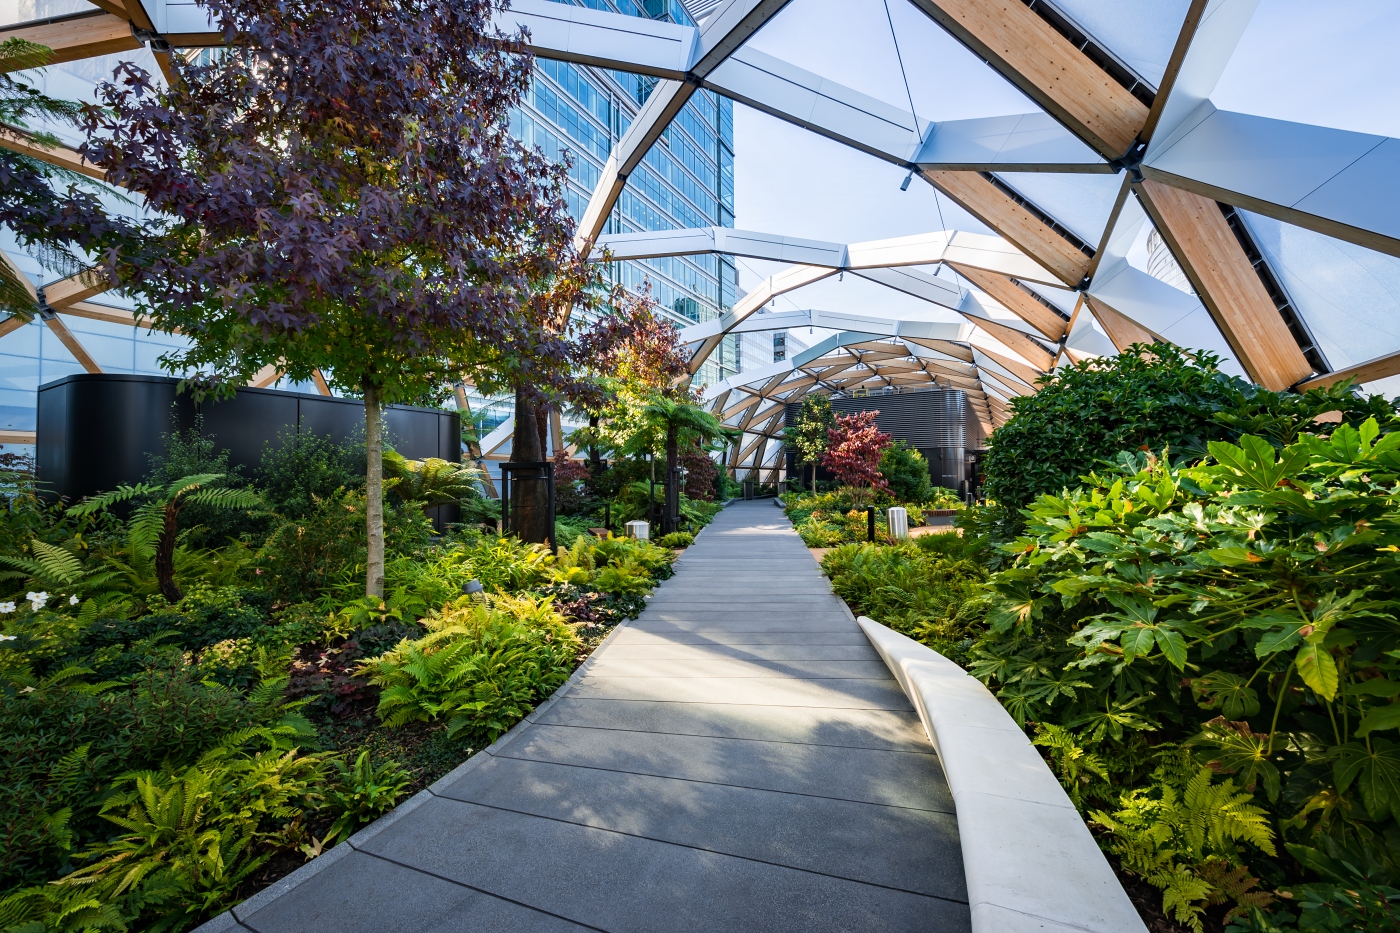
[201,499,971,932]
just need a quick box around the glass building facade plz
[0,0,741,450]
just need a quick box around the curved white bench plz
[856,615,1147,933]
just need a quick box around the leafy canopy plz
[82,0,604,405]
[982,344,1394,513]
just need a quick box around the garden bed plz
[0,433,720,932]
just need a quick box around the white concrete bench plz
[857,615,1147,933]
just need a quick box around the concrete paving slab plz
[531,697,930,751]
[568,674,913,709]
[607,628,873,646]
[495,723,953,811]
[437,755,968,900]
[584,657,892,679]
[234,849,589,932]
[598,642,882,661]
[358,797,970,933]
[630,614,859,628]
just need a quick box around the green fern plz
[1090,756,1276,932]
[366,600,577,742]
[1032,723,1110,807]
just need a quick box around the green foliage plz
[878,441,934,504]
[786,395,834,469]
[658,532,694,548]
[69,473,265,603]
[970,422,1400,925]
[255,429,365,519]
[1091,753,1277,932]
[382,449,484,508]
[37,744,326,933]
[821,540,987,662]
[257,490,435,603]
[550,534,673,597]
[0,657,310,898]
[322,751,412,845]
[981,344,1393,516]
[1033,723,1110,808]
[364,596,578,742]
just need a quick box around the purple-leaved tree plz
[83,0,625,595]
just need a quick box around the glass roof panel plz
[1213,0,1400,138]
[992,171,1122,246]
[1021,281,1079,316]
[1240,210,1400,370]
[747,0,1037,123]
[0,0,94,26]
[1049,0,1191,86]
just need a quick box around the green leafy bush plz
[18,744,328,933]
[1091,751,1277,931]
[322,751,412,845]
[364,596,578,742]
[822,540,987,662]
[974,423,1400,920]
[878,441,934,504]
[0,656,311,897]
[657,531,694,548]
[255,429,365,519]
[981,344,1391,515]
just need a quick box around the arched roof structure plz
[3,0,1400,473]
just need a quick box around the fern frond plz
[67,483,154,516]
[29,539,85,585]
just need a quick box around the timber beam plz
[907,0,1150,159]
[922,170,1092,286]
[1135,180,1313,390]
[949,262,1068,340]
[0,12,141,69]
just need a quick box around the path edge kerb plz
[192,544,660,933]
[856,615,1148,933]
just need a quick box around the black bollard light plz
[867,506,876,542]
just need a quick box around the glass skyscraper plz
[0,0,740,451]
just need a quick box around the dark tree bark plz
[663,422,679,535]
[588,413,602,475]
[155,501,183,603]
[510,388,553,545]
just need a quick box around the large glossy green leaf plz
[1333,739,1400,821]
[1355,703,1400,738]
[1295,643,1339,701]
[1191,671,1261,719]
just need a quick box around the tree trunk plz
[664,423,679,535]
[364,379,385,599]
[510,387,553,545]
[588,414,601,471]
[155,501,182,603]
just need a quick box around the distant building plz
[1146,228,1195,295]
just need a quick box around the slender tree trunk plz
[511,387,552,544]
[364,379,385,599]
[588,413,601,473]
[664,423,679,534]
[155,501,182,603]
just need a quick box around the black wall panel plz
[783,388,987,492]
[37,374,461,527]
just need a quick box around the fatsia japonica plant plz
[973,420,1400,912]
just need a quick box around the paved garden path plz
[209,500,970,932]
